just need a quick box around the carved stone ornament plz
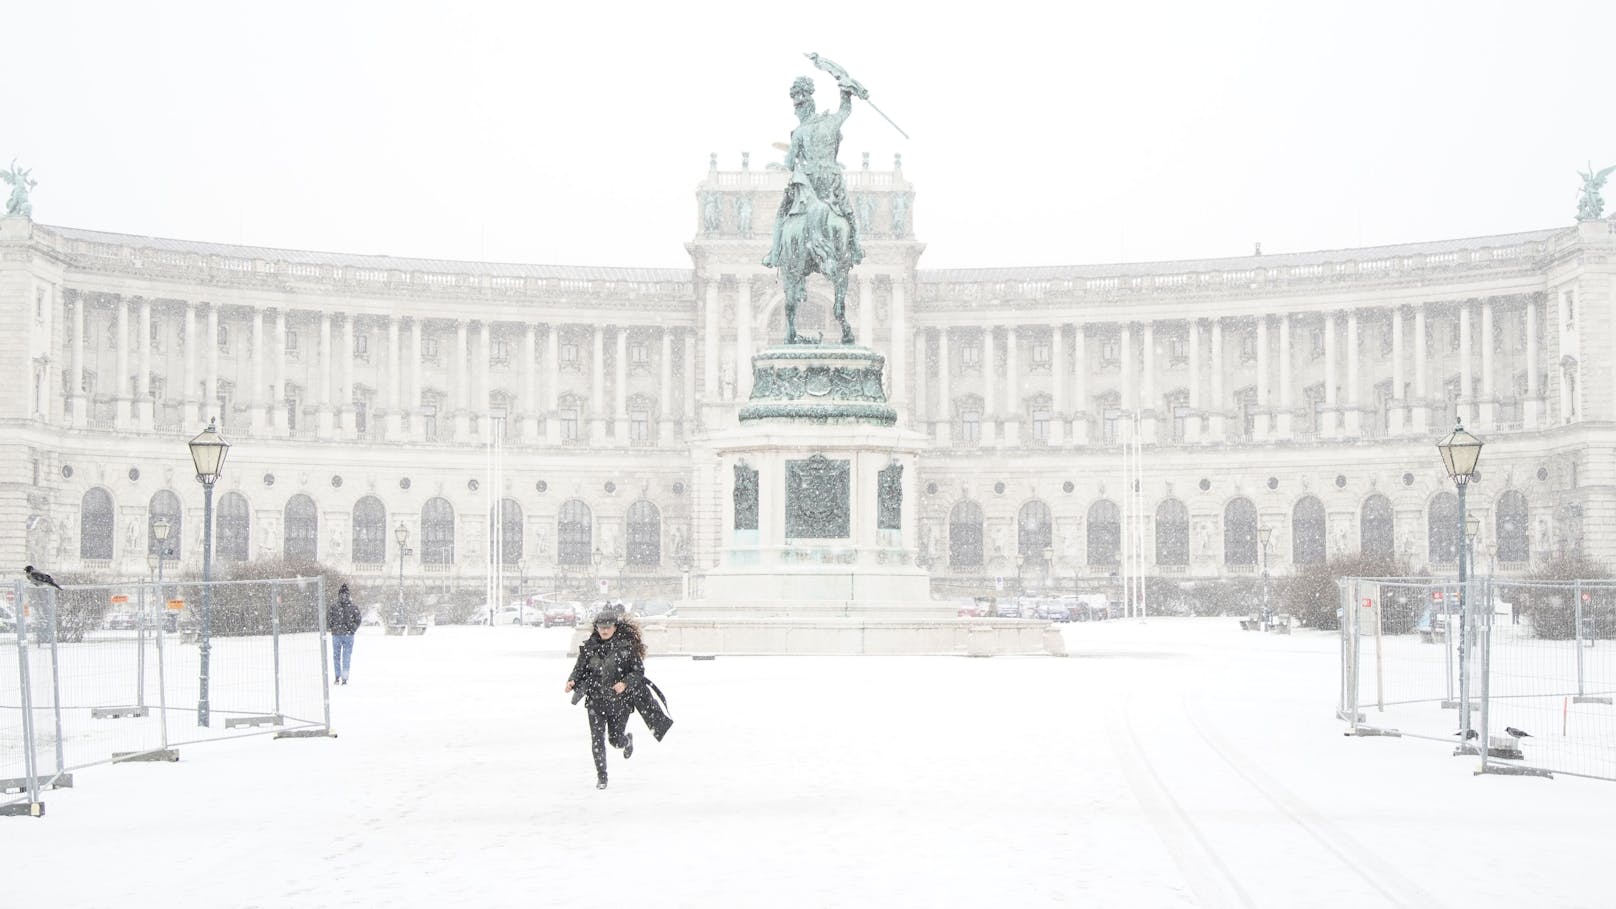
[733,463,759,531]
[878,461,903,530]
[786,454,850,539]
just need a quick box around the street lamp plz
[1436,416,1484,746]
[152,516,171,625]
[592,547,604,599]
[187,417,230,727]
[1258,525,1273,623]
[393,522,412,627]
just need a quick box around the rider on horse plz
[763,76,865,269]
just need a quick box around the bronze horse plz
[773,170,856,345]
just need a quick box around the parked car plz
[487,604,529,626]
[995,598,1026,619]
[1036,599,1072,622]
[104,611,136,631]
[635,600,676,619]
[543,601,581,628]
[956,598,990,618]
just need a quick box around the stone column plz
[857,275,875,347]
[249,309,266,434]
[889,279,907,407]
[736,279,753,400]
[409,318,424,439]
[913,327,927,432]
[181,303,198,427]
[591,325,606,441]
[659,327,675,441]
[386,318,403,439]
[272,310,288,434]
[1050,323,1066,446]
[1480,300,1495,428]
[113,296,130,430]
[68,292,86,427]
[1525,296,1541,428]
[1345,309,1361,437]
[1140,321,1157,443]
[1186,320,1201,443]
[1391,308,1406,435]
[936,327,952,444]
[981,327,997,443]
[546,325,562,443]
[1323,312,1339,438]
[1120,322,1135,415]
[615,326,629,443]
[682,328,696,431]
[339,314,354,436]
[476,321,491,435]
[317,311,335,438]
[521,323,539,443]
[205,305,220,427]
[1254,316,1270,441]
[1459,303,1473,428]
[1209,319,1225,440]
[1073,323,1089,444]
[453,320,470,440]
[1003,325,1020,445]
[703,283,720,401]
[135,298,152,430]
[1276,314,1294,439]
[1413,306,1428,433]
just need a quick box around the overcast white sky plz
[5,1,1613,269]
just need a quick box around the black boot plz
[596,774,608,790]
[623,733,634,760]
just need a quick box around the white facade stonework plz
[3,162,1614,601]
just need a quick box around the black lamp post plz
[592,547,604,598]
[188,418,230,727]
[152,517,171,627]
[1436,416,1484,743]
[394,522,412,626]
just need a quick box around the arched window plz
[80,488,114,560]
[489,498,523,563]
[1428,492,1460,565]
[422,497,455,565]
[949,501,984,569]
[1224,497,1258,566]
[627,500,662,567]
[1496,490,1530,563]
[352,496,386,564]
[284,494,318,563]
[218,492,251,563]
[558,500,592,566]
[1292,496,1327,566]
[1155,498,1189,566]
[1017,500,1051,558]
[148,490,184,560]
[1360,494,1394,560]
[1088,500,1120,567]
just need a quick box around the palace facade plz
[3,156,1614,603]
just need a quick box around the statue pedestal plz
[669,344,1056,657]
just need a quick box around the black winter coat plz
[328,596,363,636]
[567,631,673,740]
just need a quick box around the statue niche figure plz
[762,75,865,345]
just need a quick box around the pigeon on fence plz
[1453,729,1478,740]
[1504,726,1532,739]
[23,566,62,590]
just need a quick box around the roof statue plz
[2,159,37,218]
[1576,161,1615,221]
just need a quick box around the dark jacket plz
[568,631,674,740]
[328,594,363,636]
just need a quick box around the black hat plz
[594,604,623,625]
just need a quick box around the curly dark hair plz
[595,614,646,659]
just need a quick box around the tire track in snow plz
[1108,697,1259,909]
[1182,699,1448,909]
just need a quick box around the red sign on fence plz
[1362,597,1374,608]
[1583,592,1592,603]
[1431,591,1445,601]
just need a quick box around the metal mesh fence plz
[2,576,331,816]
[1340,576,1616,781]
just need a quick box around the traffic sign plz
[597,579,608,595]
[166,599,185,611]
[1431,590,1444,601]
[110,594,129,604]
[1361,597,1374,608]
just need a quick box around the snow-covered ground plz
[5,617,1612,909]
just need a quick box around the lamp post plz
[394,522,412,627]
[152,517,171,628]
[592,547,604,599]
[1436,416,1484,745]
[187,418,230,727]
[1258,525,1273,623]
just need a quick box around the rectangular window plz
[285,330,299,354]
[492,338,509,364]
[423,337,439,360]
[1310,328,1325,358]
[150,319,163,351]
[1101,337,1120,365]
[150,376,165,401]
[217,324,230,352]
[354,399,368,435]
[1031,409,1050,442]
[630,411,649,441]
[1168,336,1187,364]
[561,342,579,365]
[959,410,981,443]
[422,402,438,440]
[961,345,981,368]
[1240,331,1256,362]
[1172,405,1189,442]
[1449,320,1462,351]
[285,398,299,432]
[1305,385,1325,435]
[354,334,369,357]
[1379,322,1393,356]
[561,408,579,441]
[1031,342,1051,367]
[1102,407,1120,444]
[630,343,649,365]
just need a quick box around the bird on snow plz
[1453,729,1478,740]
[1505,726,1532,739]
[24,566,62,590]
